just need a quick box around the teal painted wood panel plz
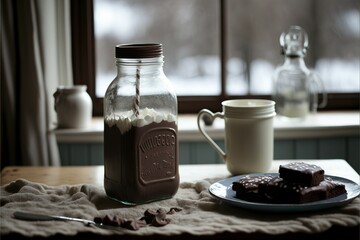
[58,144,70,166]
[347,136,359,173]
[274,140,295,159]
[192,142,218,164]
[69,143,89,165]
[89,143,103,165]
[215,140,225,164]
[295,139,318,159]
[319,138,346,159]
[57,137,358,169]
[179,143,191,164]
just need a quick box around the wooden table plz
[2,159,359,186]
[1,160,359,240]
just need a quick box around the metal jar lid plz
[115,43,163,58]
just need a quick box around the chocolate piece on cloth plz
[94,215,147,230]
[279,162,325,186]
[93,207,180,230]
[1,178,359,238]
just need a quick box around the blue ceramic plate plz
[208,173,360,212]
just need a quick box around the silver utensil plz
[14,211,97,227]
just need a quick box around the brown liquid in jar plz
[104,119,179,204]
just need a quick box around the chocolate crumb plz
[167,207,182,215]
[102,215,123,226]
[121,219,147,230]
[142,208,170,226]
[94,217,102,224]
[94,207,182,231]
[152,208,168,226]
[152,215,170,227]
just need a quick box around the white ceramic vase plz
[53,85,92,128]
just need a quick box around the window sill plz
[53,111,359,143]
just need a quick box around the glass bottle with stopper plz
[273,25,327,119]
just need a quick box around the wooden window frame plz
[71,0,359,116]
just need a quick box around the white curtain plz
[1,0,73,166]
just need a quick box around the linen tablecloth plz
[1,178,359,237]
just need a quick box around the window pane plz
[227,0,359,95]
[94,0,220,97]
[314,0,359,92]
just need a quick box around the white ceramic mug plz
[197,99,276,175]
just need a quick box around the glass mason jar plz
[103,43,179,205]
[273,26,327,119]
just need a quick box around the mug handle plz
[197,109,226,162]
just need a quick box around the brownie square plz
[264,177,346,204]
[265,177,326,203]
[319,179,347,199]
[232,175,273,203]
[279,162,324,186]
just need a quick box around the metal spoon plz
[13,211,116,229]
[14,211,95,225]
